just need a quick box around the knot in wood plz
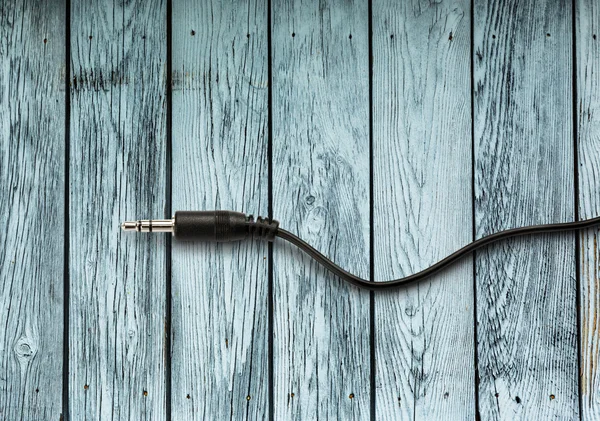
[14,336,37,366]
[404,305,418,317]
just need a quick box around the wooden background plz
[0,0,598,420]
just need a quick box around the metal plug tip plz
[121,221,139,231]
[120,219,175,233]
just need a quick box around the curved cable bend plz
[275,216,600,291]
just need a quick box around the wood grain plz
[372,0,475,419]
[0,1,65,419]
[576,0,600,418]
[474,0,578,418]
[3,1,599,419]
[170,0,269,419]
[271,1,371,419]
[69,0,167,419]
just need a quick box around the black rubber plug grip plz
[174,211,278,242]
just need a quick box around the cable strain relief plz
[246,214,279,241]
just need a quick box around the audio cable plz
[121,210,600,291]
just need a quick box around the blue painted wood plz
[576,0,600,418]
[170,0,269,419]
[2,1,599,419]
[69,0,167,418]
[271,0,371,419]
[372,0,475,419]
[474,0,578,419]
[0,1,65,419]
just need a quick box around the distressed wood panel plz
[69,0,167,419]
[474,0,578,419]
[271,1,371,419]
[577,0,600,418]
[170,0,269,419]
[0,1,65,419]
[372,0,474,419]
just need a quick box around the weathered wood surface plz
[69,0,167,419]
[474,0,578,419]
[170,0,269,419]
[3,1,600,419]
[577,0,600,419]
[0,0,65,419]
[271,0,371,419]
[372,0,475,419]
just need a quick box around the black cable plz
[276,218,598,291]
[122,211,600,291]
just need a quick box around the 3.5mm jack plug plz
[122,210,279,242]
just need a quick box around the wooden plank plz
[576,0,600,418]
[372,0,475,419]
[69,0,167,418]
[271,1,371,419]
[0,1,65,419]
[473,0,578,418]
[170,1,269,419]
